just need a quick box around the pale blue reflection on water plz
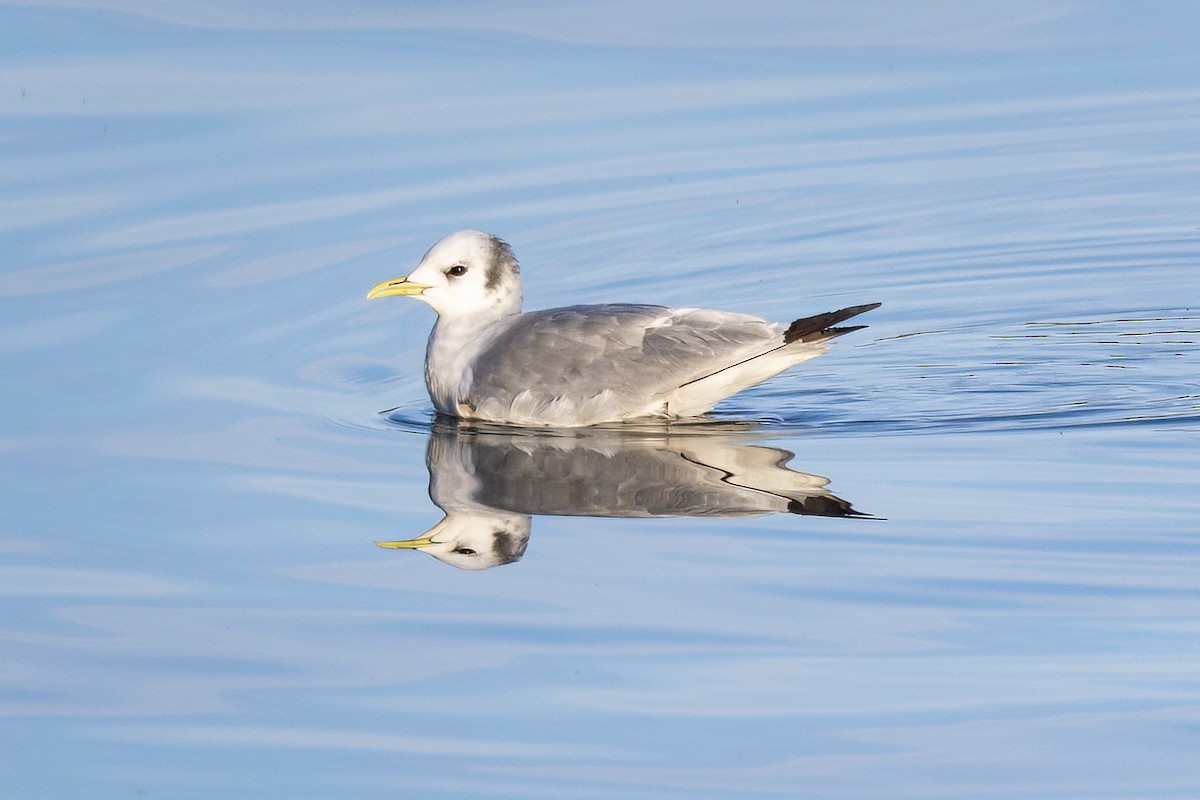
[2,2,1199,798]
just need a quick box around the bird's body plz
[368,231,879,427]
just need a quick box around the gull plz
[367,230,879,427]
[375,423,872,570]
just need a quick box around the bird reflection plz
[378,420,872,570]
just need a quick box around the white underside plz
[654,342,830,419]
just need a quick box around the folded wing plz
[465,304,784,424]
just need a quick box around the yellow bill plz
[366,276,429,300]
[374,535,437,550]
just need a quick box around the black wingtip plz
[784,302,881,344]
[786,496,879,519]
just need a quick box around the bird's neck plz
[424,310,518,415]
[433,305,519,339]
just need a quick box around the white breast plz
[424,316,507,416]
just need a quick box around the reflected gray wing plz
[427,423,868,519]
[466,304,783,420]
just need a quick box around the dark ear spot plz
[491,527,528,565]
[485,236,519,291]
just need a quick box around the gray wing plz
[465,304,783,423]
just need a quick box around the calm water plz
[3,3,1199,798]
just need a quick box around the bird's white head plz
[367,230,522,321]
[374,511,531,571]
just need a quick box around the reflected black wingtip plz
[786,495,880,519]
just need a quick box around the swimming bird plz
[367,230,879,427]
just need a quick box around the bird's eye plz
[447,265,467,277]
[452,546,477,555]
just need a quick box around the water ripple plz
[375,309,1199,437]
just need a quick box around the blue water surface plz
[2,3,1199,798]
